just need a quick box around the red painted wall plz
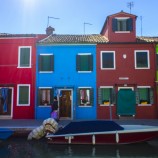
[101,12,137,42]
[97,43,158,119]
[0,37,38,119]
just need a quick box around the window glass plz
[18,85,30,105]
[39,89,51,106]
[117,19,127,31]
[135,51,149,68]
[138,88,151,104]
[77,88,93,106]
[101,52,115,69]
[19,47,31,67]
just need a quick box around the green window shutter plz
[90,88,94,105]
[127,18,133,31]
[38,88,41,105]
[77,88,81,105]
[50,88,54,104]
[20,48,30,67]
[76,55,80,71]
[50,55,54,71]
[150,88,154,104]
[135,89,140,104]
[88,55,93,71]
[98,88,102,104]
[38,55,42,71]
[111,88,116,104]
[19,86,29,104]
[112,18,117,31]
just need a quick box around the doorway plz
[59,89,72,119]
[0,87,13,119]
[117,87,136,116]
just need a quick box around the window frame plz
[38,54,54,73]
[77,87,93,107]
[134,50,150,69]
[100,51,116,70]
[136,86,153,106]
[76,53,93,73]
[17,84,30,106]
[113,17,132,33]
[18,46,32,68]
[38,87,53,106]
[98,86,115,106]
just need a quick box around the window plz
[112,18,133,32]
[136,87,154,105]
[18,46,31,68]
[76,54,93,72]
[38,88,54,106]
[17,84,30,106]
[38,54,54,72]
[98,87,116,105]
[101,51,115,69]
[135,51,150,69]
[77,87,93,106]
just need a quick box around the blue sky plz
[0,0,158,36]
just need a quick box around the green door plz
[117,89,136,116]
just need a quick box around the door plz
[0,88,12,118]
[117,88,136,116]
[59,90,72,119]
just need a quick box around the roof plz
[38,34,109,44]
[137,36,158,43]
[0,33,37,38]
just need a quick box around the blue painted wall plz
[36,45,96,120]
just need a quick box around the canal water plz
[1,137,158,158]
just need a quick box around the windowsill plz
[39,71,53,73]
[101,68,115,70]
[138,104,152,106]
[38,105,51,107]
[78,71,92,73]
[17,104,30,106]
[100,104,114,106]
[115,31,130,33]
[78,105,92,107]
[135,67,150,69]
[17,66,31,68]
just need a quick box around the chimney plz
[46,26,55,35]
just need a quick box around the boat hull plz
[0,128,14,140]
[47,131,158,145]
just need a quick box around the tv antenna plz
[47,16,60,28]
[127,2,134,13]
[84,22,92,34]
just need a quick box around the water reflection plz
[0,137,158,158]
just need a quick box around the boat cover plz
[54,120,124,135]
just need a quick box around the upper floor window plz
[76,53,93,72]
[135,50,150,69]
[77,87,93,106]
[17,84,30,106]
[101,51,115,70]
[38,54,54,72]
[112,18,133,32]
[18,46,31,68]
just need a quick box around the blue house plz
[36,30,107,120]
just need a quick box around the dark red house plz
[0,34,46,119]
[97,11,158,119]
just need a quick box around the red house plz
[0,34,46,119]
[97,11,158,119]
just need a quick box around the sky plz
[0,0,158,36]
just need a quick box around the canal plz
[1,137,158,158]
